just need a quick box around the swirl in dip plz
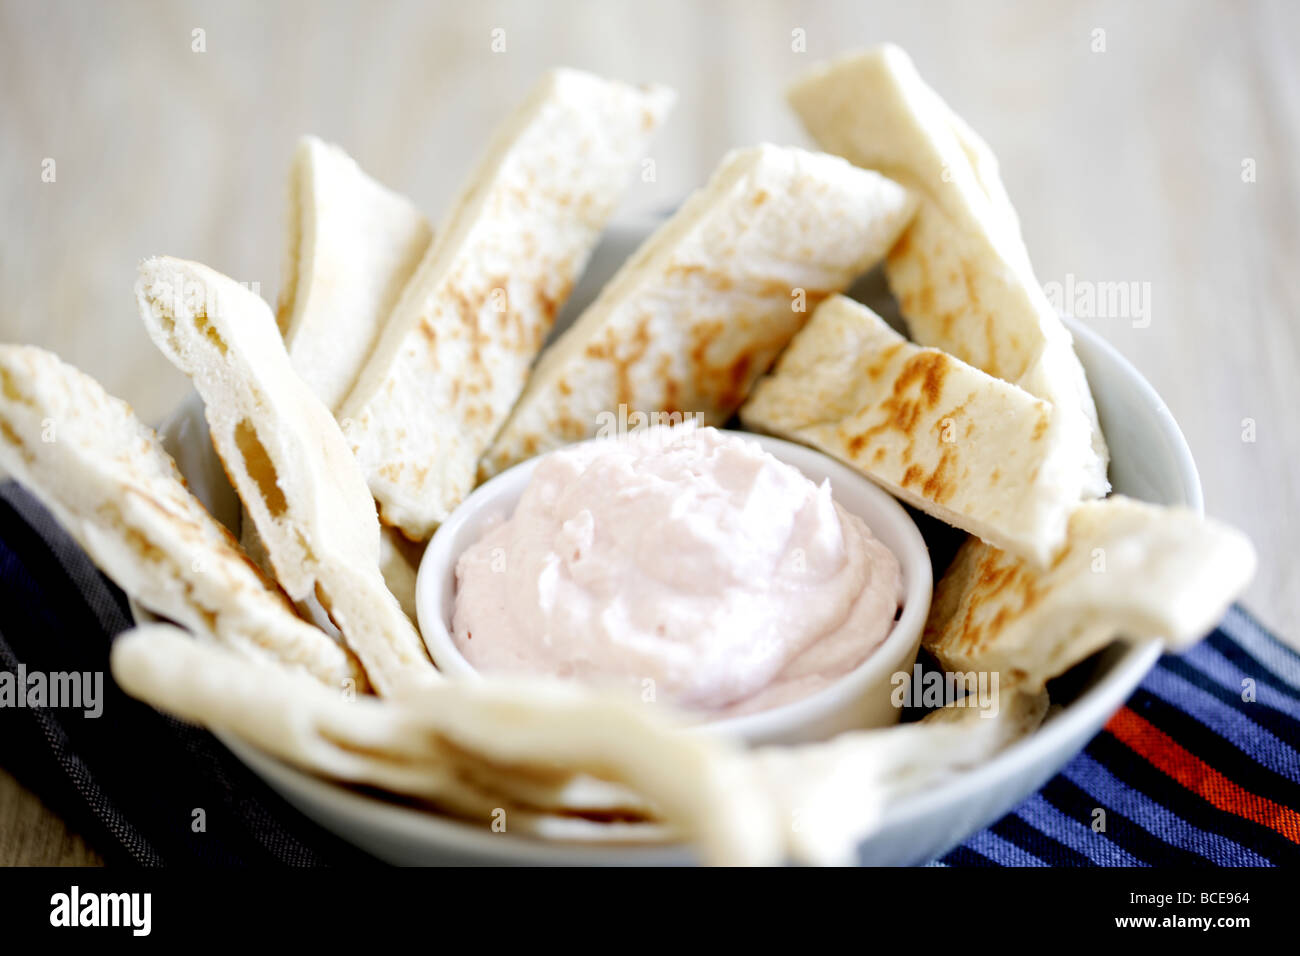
[452,425,903,717]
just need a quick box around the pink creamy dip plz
[452,425,903,717]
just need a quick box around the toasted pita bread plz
[111,624,779,865]
[261,143,431,623]
[135,257,435,695]
[276,136,433,414]
[481,144,915,477]
[741,295,1078,564]
[924,496,1257,690]
[789,44,1110,499]
[339,69,675,539]
[749,689,1048,865]
[0,345,363,688]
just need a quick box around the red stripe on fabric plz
[1105,705,1300,843]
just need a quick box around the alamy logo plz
[594,404,704,439]
[0,666,103,717]
[50,886,151,936]
[890,664,1000,717]
[1041,273,1152,328]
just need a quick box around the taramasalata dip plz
[452,425,903,717]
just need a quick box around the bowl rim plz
[415,427,934,745]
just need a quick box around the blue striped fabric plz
[1,479,1296,866]
[934,606,1300,866]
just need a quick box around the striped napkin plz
[0,481,1295,866]
[936,606,1300,865]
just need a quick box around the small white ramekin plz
[415,430,933,746]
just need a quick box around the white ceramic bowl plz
[140,221,1202,865]
[416,430,933,746]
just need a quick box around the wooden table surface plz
[1,0,1296,864]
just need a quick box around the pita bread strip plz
[481,144,915,477]
[260,142,431,624]
[339,69,675,539]
[788,44,1109,499]
[741,294,1077,565]
[748,689,1048,865]
[923,496,1257,691]
[135,257,435,695]
[0,345,363,688]
[378,526,423,624]
[111,625,779,865]
[276,136,433,414]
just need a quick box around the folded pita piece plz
[0,345,363,689]
[481,144,915,477]
[135,257,435,695]
[924,495,1257,691]
[749,689,1048,866]
[789,44,1110,499]
[339,69,675,539]
[741,294,1079,564]
[276,136,433,414]
[111,624,780,866]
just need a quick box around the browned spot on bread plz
[755,278,799,299]
[1032,409,1050,441]
[663,374,680,411]
[844,351,950,465]
[0,418,33,463]
[464,404,494,426]
[689,319,725,371]
[901,464,924,487]
[533,276,575,341]
[1048,535,1074,571]
[951,547,1049,654]
[938,308,955,336]
[667,262,735,293]
[865,343,904,381]
[921,448,957,503]
[558,416,588,440]
[0,367,32,406]
[595,316,655,408]
[911,351,949,408]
